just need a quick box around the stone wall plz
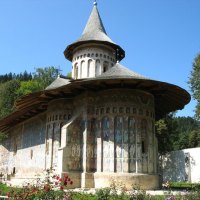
[57,89,159,189]
[0,88,159,189]
[162,147,200,183]
[0,113,46,176]
[46,99,73,171]
[77,89,157,174]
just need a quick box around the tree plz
[0,67,59,118]
[32,67,59,89]
[156,114,200,154]
[66,72,72,79]
[0,132,8,144]
[0,80,20,119]
[155,113,178,155]
[188,53,200,119]
[188,130,200,148]
[16,80,42,97]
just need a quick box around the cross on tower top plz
[93,0,97,6]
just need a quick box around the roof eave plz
[64,40,125,61]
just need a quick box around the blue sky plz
[0,0,200,117]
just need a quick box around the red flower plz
[56,176,59,180]
[59,178,63,182]
[44,185,50,192]
[7,192,11,197]
[64,174,68,177]
[55,181,58,186]
[60,186,64,190]
[32,187,37,193]
[64,181,68,186]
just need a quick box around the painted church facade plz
[0,2,190,189]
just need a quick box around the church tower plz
[64,1,125,79]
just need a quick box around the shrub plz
[6,169,73,199]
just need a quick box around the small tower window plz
[88,59,92,77]
[95,59,101,76]
[80,60,85,78]
[74,63,78,79]
[103,61,109,72]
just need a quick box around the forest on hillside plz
[0,66,200,154]
[0,67,59,119]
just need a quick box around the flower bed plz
[1,173,200,200]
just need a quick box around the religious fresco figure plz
[129,144,136,158]
[124,130,128,143]
[116,130,122,144]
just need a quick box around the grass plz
[0,183,12,195]
[169,182,200,190]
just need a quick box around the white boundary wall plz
[162,147,200,183]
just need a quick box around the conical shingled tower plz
[64,2,124,79]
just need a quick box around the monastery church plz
[0,2,190,189]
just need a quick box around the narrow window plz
[88,59,92,77]
[59,123,63,147]
[103,61,109,72]
[30,149,33,159]
[80,60,85,78]
[74,63,78,79]
[95,59,101,76]
[141,119,148,154]
[142,141,145,154]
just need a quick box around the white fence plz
[0,196,8,199]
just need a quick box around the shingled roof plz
[64,3,125,61]
[45,76,71,90]
[0,70,191,132]
[97,63,148,79]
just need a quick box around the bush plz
[4,169,73,199]
[169,182,200,190]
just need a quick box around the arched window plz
[141,119,148,154]
[114,117,129,172]
[129,117,136,172]
[59,123,63,147]
[103,61,109,73]
[13,138,17,155]
[74,63,78,79]
[88,59,92,77]
[141,119,148,173]
[102,117,110,141]
[95,59,101,76]
[80,60,85,78]
[115,117,123,172]
[102,117,110,172]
